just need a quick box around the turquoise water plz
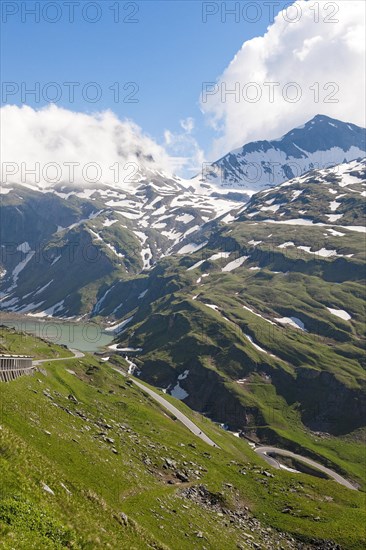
[1,317,114,352]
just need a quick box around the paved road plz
[33,349,84,366]
[255,446,357,490]
[33,352,356,488]
[11,309,363,492]
[113,367,218,448]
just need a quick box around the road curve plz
[113,367,218,448]
[32,353,356,488]
[33,349,85,366]
[34,353,217,447]
[255,446,357,490]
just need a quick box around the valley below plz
[0,312,114,353]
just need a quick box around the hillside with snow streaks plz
[0,169,240,317]
[1,116,365,319]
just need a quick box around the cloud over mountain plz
[201,0,366,158]
[1,104,174,188]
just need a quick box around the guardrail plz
[0,366,35,382]
[0,356,34,382]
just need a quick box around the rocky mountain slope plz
[199,115,365,191]
[0,172,239,317]
[104,159,366,450]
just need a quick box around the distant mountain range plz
[199,115,366,191]
[0,115,365,319]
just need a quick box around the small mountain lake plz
[0,314,114,352]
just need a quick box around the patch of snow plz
[176,213,195,223]
[208,252,231,261]
[263,218,315,226]
[0,187,13,194]
[15,301,46,314]
[152,222,167,229]
[60,482,72,494]
[178,241,208,255]
[279,464,300,474]
[51,255,61,266]
[291,190,304,201]
[245,334,274,356]
[341,225,365,233]
[125,356,139,375]
[327,308,352,321]
[105,243,125,259]
[260,203,283,213]
[103,219,118,227]
[141,245,153,270]
[30,300,65,318]
[187,259,206,271]
[329,201,341,212]
[326,214,343,222]
[278,242,295,249]
[243,305,275,325]
[298,246,338,258]
[34,280,53,296]
[16,242,31,253]
[41,483,54,495]
[105,316,133,334]
[327,228,345,237]
[316,248,338,258]
[10,250,35,288]
[170,381,189,400]
[248,240,262,246]
[204,303,220,311]
[222,256,248,272]
[93,286,115,315]
[184,225,200,237]
[275,317,305,330]
[221,213,236,223]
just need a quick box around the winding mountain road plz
[32,349,357,489]
[34,349,216,447]
[33,349,85,366]
[255,446,357,490]
[112,367,218,448]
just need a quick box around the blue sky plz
[1,1,289,161]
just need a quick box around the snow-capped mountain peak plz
[198,115,366,192]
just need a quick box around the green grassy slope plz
[0,330,365,549]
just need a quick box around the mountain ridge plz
[198,115,366,191]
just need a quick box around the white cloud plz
[164,118,205,175]
[0,104,175,188]
[201,0,366,159]
[180,117,195,133]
